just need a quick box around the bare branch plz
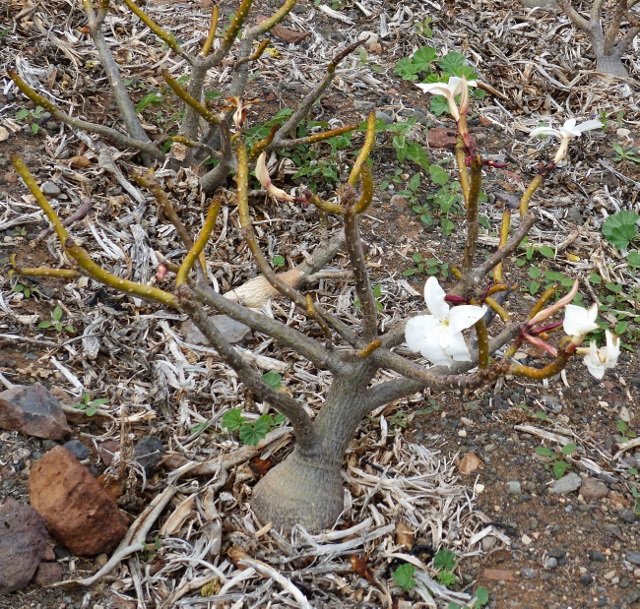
[177,289,319,452]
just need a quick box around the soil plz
[1,0,639,608]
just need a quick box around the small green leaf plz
[190,421,209,435]
[437,51,467,76]
[616,419,629,434]
[91,398,109,407]
[602,210,639,250]
[429,164,449,186]
[440,218,455,236]
[85,404,98,417]
[528,266,542,279]
[538,245,555,259]
[262,371,282,389]
[430,96,449,117]
[52,306,63,321]
[553,460,570,479]
[535,446,554,458]
[15,108,30,120]
[392,563,417,591]
[475,586,490,607]
[588,273,602,284]
[433,548,456,571]
[438,569,456,587]
[222,408,245,431]
[38,320,52,329]
[238,416,272,445]
[627,251,640,268]
[561,442,577,456]
[271,255,286,268]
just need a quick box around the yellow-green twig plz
[528,284,558,320]
[519,174,543,217]
[12,157,68,244]
[255,0,297,35]
[176,199,221,287]
[221,0,254,50]
[200,4,219,56]
[12,265,80,280]
[348,111,376,186]
[493,209,511,283]
[485,296,510,322]
[123,0,183,56]
[354,164,374,214]
[163,72,220,125]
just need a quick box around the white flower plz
[416,76,477,122]
[581,330,620,380]
[529,118,602,163]
[255,152,294,201]
[405,276,486,366]
[562,303,599,338]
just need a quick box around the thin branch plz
[82,0,156,162]
[177,288,319,452]
[366,323,522,411]
[191,283,350,376]
[558,0,590,31]
[269,40,364,148]
[9,70,164,162]
[470,212,536,286]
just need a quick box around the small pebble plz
[63,439,89,461]
[550,472,582,494]
[544,557,558,569]
[505,481,522,495]
[41,181,61,196]
[626,551,640,566]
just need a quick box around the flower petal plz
[419,337,452,366]
[529,126,562,140]
[573,119,602,134]
[603,330,621,365]
[442,330,472,362]
[563,303,598,337]
[423,276,449,321]
[415,82,453,98]
[583,342,606,379]
[404,315,440,353]
[448,304,486,333]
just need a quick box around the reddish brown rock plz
[29,446,129,556]
[0,383,70,440]
[0,498,48,593]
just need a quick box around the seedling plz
[38,305,75,334]
[15,105,46,134]
[612,143,640,164]
[12,282,38,299]
[615,419,636,441]
[271,255,286,269]
[392,562,417,591]
[73,393,109,416]
[433,548,457,587]
[403,252,450,279]
[535,442,578,479]
[447,586,490,608]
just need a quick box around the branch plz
[82,0,156,162]
[9,70,164,162]
[469,212,536,288]
[558,0,590,31]
[177,288,319,452]
[365,322,522,411]
[269,39,363,148]
[191,283,349,376]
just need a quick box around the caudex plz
[11,1,618,531]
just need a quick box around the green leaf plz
[475,586,490,607]
[588,272,602,284]
[271,255,286,268]
[262,371,282,389]
[38,320,51,329]
[528,266,542,279]
[15,108,30,120]
[438,570,456,587]
[239,416,272,445]
[440,217,455,236]
[91,398,109,407]
[392,563,417,591]
[430,96,449,116]
[85,404,98,417]
[561,442,577,456]
[429,164,449,186]
[535,446,554,458]
[52,306,63,321]
[527,281,540,295]
[602,210,639,250]
[553,460,570,479]
[627,251,640,268]
[616,419,629,434]
[433,549,456,571]
[135,91,163,112]
[222,408,245,432]
[437,51,467,76]
[539,245,555,259]
[30,123,40,135]
[615,320,628,335]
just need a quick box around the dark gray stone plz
[134,436,165,475]
[41,181,61,196]
[550,472,582,494]
[63,439,89,461]
[626,551,640,566]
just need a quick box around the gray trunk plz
[251,364,376,532]
[596,54,628,78]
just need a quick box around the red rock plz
[33,562,65,587]
[0,383,70,440]
[29,446,129,556]
[0,498,48,593]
